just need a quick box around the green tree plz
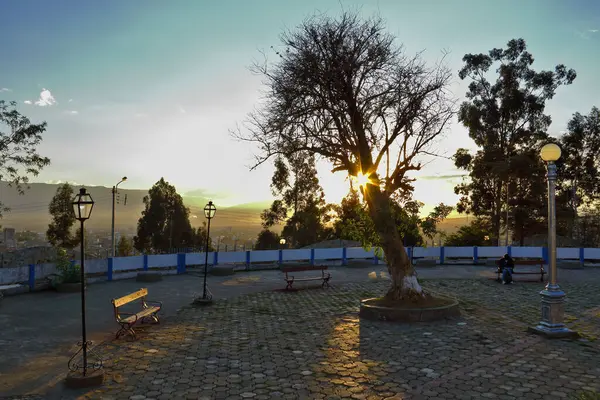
[331,188,377,243]
[574,207,600,247]
[255,229,280,250]
[237,12,454,301]
[46,183,80,249]
[454,38,576,245]
[261,151,330,247]
[0,101,51,217]
[190,223,214,252]
[444,218,493,247]
[557,107,600,234]
[331,189,425,249]
[134,178,194,253]
[117,236,133,257]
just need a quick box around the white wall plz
[1,246,597,287]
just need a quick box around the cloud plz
[23,100,32,105]
[179,105,186,114]
[183,188,228,198]
[68,98,73,103]
[34,88,57,106]
[65,110,78,115]
[0,88,11,92]
[45,179,82,185]
[575,29,598,39]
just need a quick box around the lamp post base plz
[529,287,579,340]
[64,370,105,389]
[192,297,213,306]
[528,325,579,339]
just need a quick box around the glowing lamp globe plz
[280,238,286,245]
[204,201,217,219]
[72,188,95,221]
[540,143,561,162]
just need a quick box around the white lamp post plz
[530,143,577,338]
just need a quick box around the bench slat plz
[281,266,327,273]
[120,306,160,323]
[495,259,544,266]
[514,260,544,265]
[289,277,324,282]
[113,288,148,308]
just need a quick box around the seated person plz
[498,254,514,284]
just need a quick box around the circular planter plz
[359,296,460,322]
[210,265,235,276]
[136,271,163,282]
[56,282,85,293]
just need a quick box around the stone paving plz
[1,262,501,397]
[33,276,600,400]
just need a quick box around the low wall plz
[1,245,598,288]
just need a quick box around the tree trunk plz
[494,182,503,246]
[363,184,428,302]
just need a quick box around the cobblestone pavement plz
[1,262,506,396]
[34,276,600,400]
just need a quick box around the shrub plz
[54,248,81,284]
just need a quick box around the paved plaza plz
[1,264,600,399]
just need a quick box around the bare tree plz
[236,12,455,301]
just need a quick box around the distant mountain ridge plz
[0,181,270,233]
[0,181,466,239]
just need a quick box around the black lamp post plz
[201,201,216,301]
[111,176,127,258]
[66,188,104,386]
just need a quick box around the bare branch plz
[234,11,456,199]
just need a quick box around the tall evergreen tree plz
[558,107,600,209]
[47,183,80,249]
[454,38,576,245]
[260,151,329,247]
[134,178,194,253]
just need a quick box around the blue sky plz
[1,0,599,210]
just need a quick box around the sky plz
[1,0,599,213]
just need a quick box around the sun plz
[354,172,371,187]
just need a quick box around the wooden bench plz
[495,259,546,282]
[111,288,162,340]
[281,266,331,290]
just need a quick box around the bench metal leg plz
[115,324,136,340]
[322,276,331,288]
[285,279,294,290]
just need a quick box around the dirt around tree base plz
[370,296,454,308]
[359,296,460,322]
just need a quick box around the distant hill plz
[0,181,468,240]
[0,181,269,235]
[436,216,470,235]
